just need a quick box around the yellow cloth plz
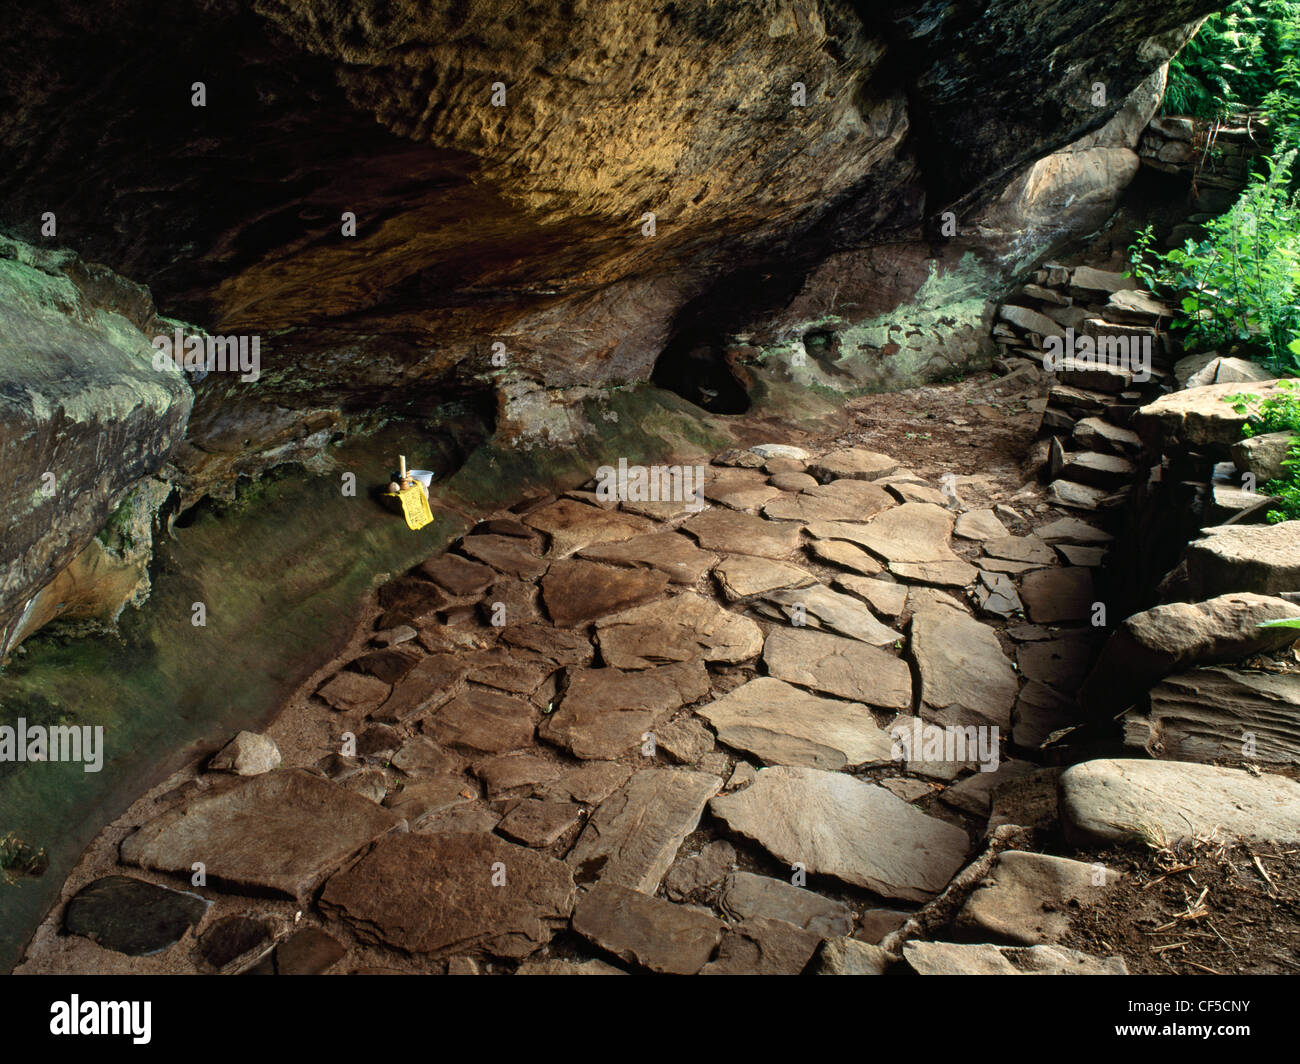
[391,484,433,531]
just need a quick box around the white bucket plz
[408,469,435,489]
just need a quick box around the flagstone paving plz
[39,422,1250,978]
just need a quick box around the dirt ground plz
[1063,841,1300,975]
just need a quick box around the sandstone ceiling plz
[0,0,1217,426]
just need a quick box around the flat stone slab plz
[571,882,723,974]
[834,575,907,618]
[473,752,564,798]
[578,531,718,585]
[1185,523,1300,599]
[351,645,424,685]
[720,871,854,937]
[770,471,818,492]
[756,584,903,646]
[391,737,462,778]
[567,768,721,892]
[1020,566,1095,623]
[501,623,595,667]
[497,799,585,847]
[710,766,969,900]
[911,605,1018,729]
[701,916,822,975]
[956,851,1119,945]
[1013,681,1078,749]
[655,716,715,763]
[424,688,536,754]
[889,558,979,588]
[698,677,896,770]
[818,937,893,975]
[418,553,497,597]
[120,770,402,901]
[807,448,899,482]
[522,498,655,557]
[1060,758,1300,847]
[64,875,212,956]
[534,760,635,804]
[459,534,549,580]
[663,840,736,900]
[594,592,764,668]
[373,653,468,723]
[954,508,1008,540]
[703,474,782,512]
[541,559,670,627]
[983,535,1057,566]
[1049,478,1109,511]
[382,777,471,827]
[1034,517,1114,544]
[197,915,272,970]
[807,538,884,575]
[903,940,1127,975]
[320,832,574,959]
[681,508,801,559]
[764,627,912,709]
[714,554,816,601]
[810,502,957,565]
[1017,631,1100,690]
[317,671,390,713]
[762,480,895,524]
[540,661,710,759]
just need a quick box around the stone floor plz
[19,350,1300,975]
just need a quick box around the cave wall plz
[0,0,1222,647]
[0,1,1218,417]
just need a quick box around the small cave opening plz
[651,331,751,415]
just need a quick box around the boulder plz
[1133,379,1287,453]
[208,731,281,776]
[903,940,1127,975]
[1080,593,1299,713]
[1124,667,1300,764]
[1185,524,1300,599]
[1060,758,1300,847]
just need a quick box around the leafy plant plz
[1165,1,1300,124]
[0,831,47,886]
[1257,616,1300,627]
[1224,380,1300,521]
[1129,151,1300,374]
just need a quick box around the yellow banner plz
[394,484,434,531]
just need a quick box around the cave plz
[2,0,1298,1002]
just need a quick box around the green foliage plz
[1129,152,1300,374]
[1224,380,1300,521]
[0,831,47,886]
[1165,0,1300,125]
[1257,616,1300,627]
